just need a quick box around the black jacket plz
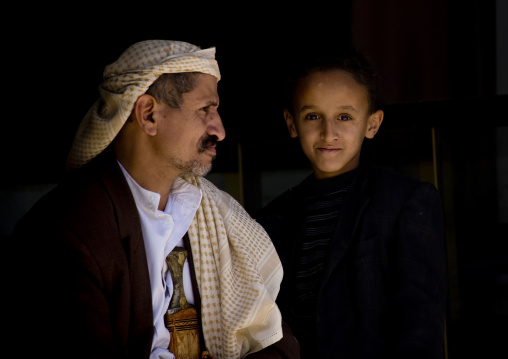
[255,166,448,359]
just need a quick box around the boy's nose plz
[321,119,338,141]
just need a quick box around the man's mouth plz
[199,135,219,154]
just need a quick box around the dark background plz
[2,1,507,358]
[2,1,503,182]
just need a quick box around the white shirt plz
[118,162,202,359]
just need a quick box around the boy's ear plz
[284,109,298,138]
[365,109,384,139]
[133,94,158,136]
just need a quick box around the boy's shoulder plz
[365,166,440,200]
[368,167,422,185]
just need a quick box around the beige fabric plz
[181,174,284,359]
[66,40,220,170]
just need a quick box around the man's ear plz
[365,109,384,139]
[133,94,158,136]
[284,109,298,138]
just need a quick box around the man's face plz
[285,69,380,179]
[154,73,225,176]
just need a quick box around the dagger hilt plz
[166,246,192,315]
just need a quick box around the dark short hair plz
[284,50,380,115]
[146,72,200,109]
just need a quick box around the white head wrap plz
[66,40,220,170]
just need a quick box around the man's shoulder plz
[16,154,124,228]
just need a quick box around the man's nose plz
[208,112,226,141]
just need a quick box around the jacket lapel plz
[96,149,154,355]
[320,166,370,290]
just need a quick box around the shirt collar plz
[117,160,202,215]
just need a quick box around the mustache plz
[198,135,219,153]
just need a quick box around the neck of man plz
[114,146,177,211]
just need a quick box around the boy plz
[255,50,447,359]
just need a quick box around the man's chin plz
[192,163,212,177]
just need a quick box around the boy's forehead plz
[301,69,355,85]
[296,70,365,97]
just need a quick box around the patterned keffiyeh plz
[181,174,284,359]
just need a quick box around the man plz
[12,40,298,359]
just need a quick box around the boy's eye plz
[338,114,352,121]
[305,113,320,120]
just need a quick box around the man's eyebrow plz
[203,99,219,107]
[194,95,219,105]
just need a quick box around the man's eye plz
[338,115,352,121]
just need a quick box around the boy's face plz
[284,69,383,179]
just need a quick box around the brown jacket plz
[11,149,299,358]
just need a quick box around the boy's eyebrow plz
[299,105,314,111]
[299,104,359,113]
[337,105,358,113]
